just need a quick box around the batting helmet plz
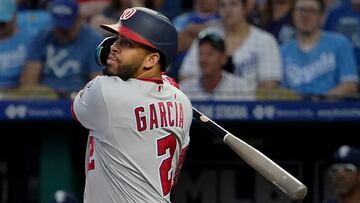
[99,7,178,71]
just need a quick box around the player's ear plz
[143,52,161,69]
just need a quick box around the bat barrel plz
[224,134,308,201]
[192,107,308,201]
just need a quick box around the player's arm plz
[72,76,108,131]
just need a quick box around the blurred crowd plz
[0,0,360,101]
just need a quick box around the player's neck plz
[134,66,162,80]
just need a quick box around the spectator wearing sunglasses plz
[323,145,360,203]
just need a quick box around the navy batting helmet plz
[100,7,178,71]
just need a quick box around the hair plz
[198,33,225,53]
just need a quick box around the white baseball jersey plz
[179,71,255,100]
[72,75,193,203]
[180,25,282,93]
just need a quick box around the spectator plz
[77,0,110,22]
[20,0,103,98]
[323,0,347,17]
[323,145,360,203]
[17,0,52,37]
[180,32,254,100]
[89,0,158,36]
[159,0,181,20]
[0,0,32,90]
[168,0,221,81]
[179,0,282,97]
[259,0,296,44]
[281,0,358,98]
[173,0,220,54]
[324,0,360,79]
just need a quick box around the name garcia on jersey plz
[134,101,184,132]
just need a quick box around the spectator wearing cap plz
[19,0,103,97]
[0,0,37,92]
[323,145,360,203]
[179,32,254,100]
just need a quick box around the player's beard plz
[103,60,142,81]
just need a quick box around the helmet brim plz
[100,23,157,50]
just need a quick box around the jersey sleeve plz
[72,76,108,131]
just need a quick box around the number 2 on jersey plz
[157,134,176,196]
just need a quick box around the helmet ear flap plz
[95,36,117,66]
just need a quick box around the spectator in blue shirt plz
[324,0,360,78]
[281,0,358,98]
[20,0,103,97]
[0,0,33,89]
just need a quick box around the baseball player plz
[72,7,193,203]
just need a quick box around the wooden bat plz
[192,107,308,200]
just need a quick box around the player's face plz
[104,35,151,80]
[293,0,322,35]
[199,42,226,77]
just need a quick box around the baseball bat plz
[192,107,307,200]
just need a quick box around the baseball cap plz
[0,0,16,23]
[50,0,79,29]
[48,190,78,203]
[332,145,360,168]
[198,32,225,53]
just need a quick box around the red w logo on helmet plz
[120,8,137,20]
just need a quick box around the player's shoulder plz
[85,75,123,90]
[164,81,192,106]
